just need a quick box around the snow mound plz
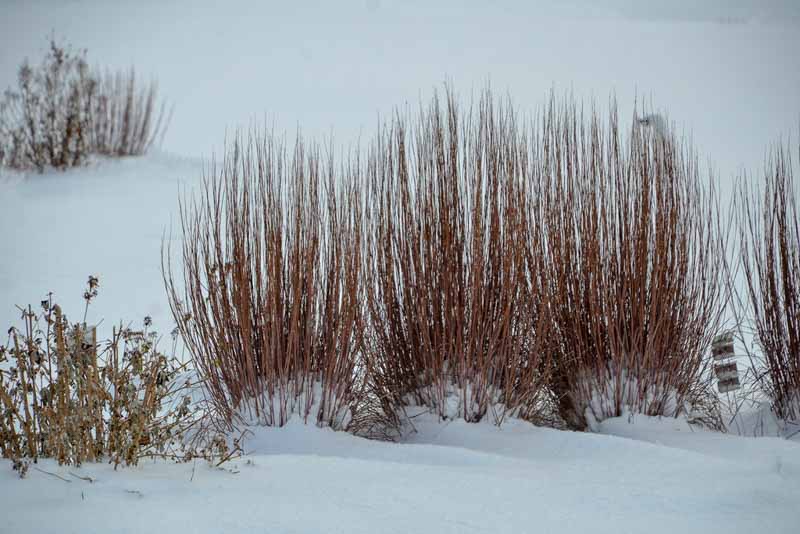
[3,414,798,534]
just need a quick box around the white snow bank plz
[599,413,800,472]
[1,414,798,534]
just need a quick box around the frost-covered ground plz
[1,2,800,533]
[1,414,798,534]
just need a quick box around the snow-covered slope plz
[0,154,202,334]
[1,415,798,534]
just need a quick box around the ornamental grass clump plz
[164,131,369,432]
[737,141,800,424]
[90,68,168,157]
[536,98,727,430]
[363,87,552,427]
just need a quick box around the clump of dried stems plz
[164,131,368,432]
[535,98,727,430]
[166,89,730,436]
[91,68,168,157]
[0,39,168,172]
[363,88,551,426]
[0,41,93,171]
[0,279,231,478]
[737,141,800,423]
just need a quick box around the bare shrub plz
[163,131,367,432]
[363,88,551,427]
[737,141,800,423]
[0,279,228,478]
[0,41,94,171]
[536,98,727,430]
[0,40,168,172]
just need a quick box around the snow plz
[0,153,201,334]
[1,2,800,533]
[1,1,798,333]
[1,414,798,534]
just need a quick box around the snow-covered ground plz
[1,0,799,333]
[1,2,799,533]
[0,153,201,334]
[1,414,798,534]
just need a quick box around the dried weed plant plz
[0,41,94,171]
[0,278,231,478]
[0,39,168,172]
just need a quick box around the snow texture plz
[1,413,798,534]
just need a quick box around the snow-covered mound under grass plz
[1,414,798,534]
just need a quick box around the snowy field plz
[2,414,799,534]
[1,1,799,533]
